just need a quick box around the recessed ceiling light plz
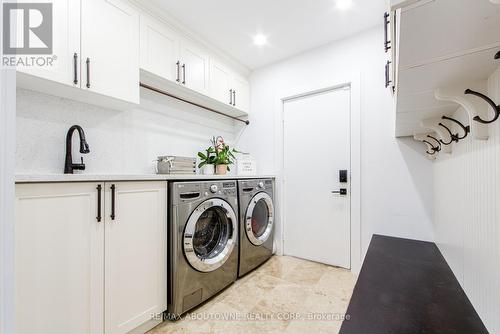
[336,0,352,10]
[253,34,268,46]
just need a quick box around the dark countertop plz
[340,235,489,334]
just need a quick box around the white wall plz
[238,27,435,264]
[16,88,240,175]
[0,67,16,334]
[434,67,500,333]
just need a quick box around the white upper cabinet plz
[15,182,105,334]
[209,58,250,113]
[179,38,210,95]
[140,15,180,83]
[17,0,80,87]
[104,181,167,334]
[231,74,250,113]
[81,0,140,104]
[210,59,233,105]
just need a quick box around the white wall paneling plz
[434,67,500,334]
[237,28,435,272]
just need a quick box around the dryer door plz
[184,198,237,272]
[245,192,274,246]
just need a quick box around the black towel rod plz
[139,82,250,125]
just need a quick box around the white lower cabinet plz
[104,182,167,334]
[15,181,167,334]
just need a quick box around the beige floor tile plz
[148,256,356,334]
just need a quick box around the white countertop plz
[15,174,275,183]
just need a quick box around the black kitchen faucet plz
[64,125,90,174]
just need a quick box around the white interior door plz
[283,87,351,269]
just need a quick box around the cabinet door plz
[17,0,80,87]
[209,59,233,105]
[232,75,250,113]
[15,182,104,334]
[180,38,209,95]
[81,0,140,104]
[140,14,180,83]
[104,181,167,334]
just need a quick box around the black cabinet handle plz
[96,184,102,222]
[182,64,186,84]
[73,53,78,85]
[178,61,181,82]
[110,184,116,220]
[385,60,392,89]
[384,12,391,52]
[233,90,236,106]
[229,89,233,105]
[86,58,90,88]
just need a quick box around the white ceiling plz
[148,0,387,70]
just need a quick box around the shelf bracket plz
[435,83,489,140]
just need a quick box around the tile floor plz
[149,255,357,334]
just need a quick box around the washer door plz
[245,192,274,246]
[184,198,237,272]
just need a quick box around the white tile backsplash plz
[16,88,238,174]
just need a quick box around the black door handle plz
[73,53,78,85]
[384,12,391,52]
[182,64,186,84]
[176,61,180,82]
[385,60,392,89]
[331,188,347,195]
[96,184,102,222]
[110,184,116,220]
[86,58,91,88]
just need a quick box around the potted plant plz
[213,136,237,175]
[197,146,216,175]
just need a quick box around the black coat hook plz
[464,89,500,124]
[423,140,439,155]
[441,115,470,142]
[427,135,441,152]
[438,122,459,145]
[495,50,500,60]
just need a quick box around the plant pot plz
[216,164,228,175]
[200,164,215,175]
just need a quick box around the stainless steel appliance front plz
[168,180,239,317]
[238,179,275,277]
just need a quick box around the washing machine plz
[168,180,239,317]
[238,178,275,277]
